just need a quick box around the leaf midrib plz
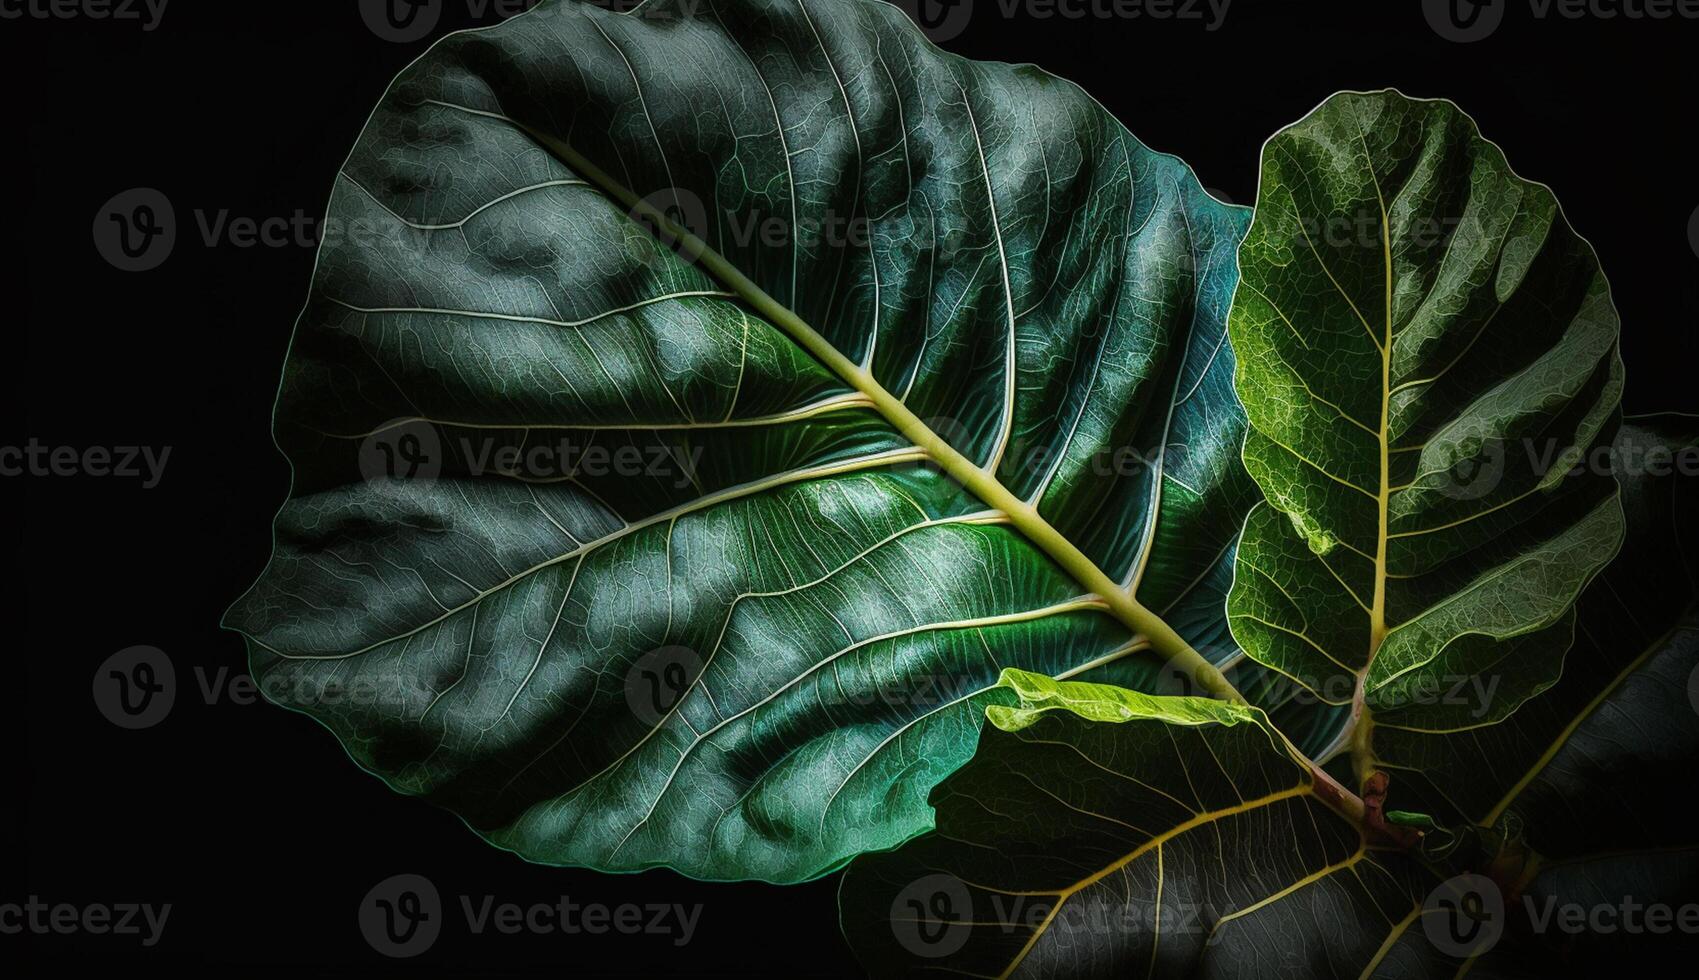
[1349,128,1395,789]
[511,119,1239,701]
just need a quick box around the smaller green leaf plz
[1225,89,1625,788]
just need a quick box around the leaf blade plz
[1226,90,1625,785]
[226,0,1255,882]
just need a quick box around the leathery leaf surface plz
[226,0,1258,882]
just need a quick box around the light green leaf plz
[225,0,1259,882]
[1225,90,1624,786]
[987,666,1268,732]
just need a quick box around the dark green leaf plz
[225,0,1256,882]
[840,669,1455,977]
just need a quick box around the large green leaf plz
[1225,90,1625,789]
[225,0,1259,882]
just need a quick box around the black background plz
[8,0,1697,975]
